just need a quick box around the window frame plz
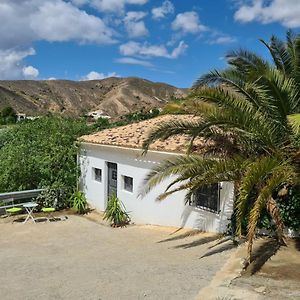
[93,167,102,182]
[190,183,221,214]
[123,175,133,193]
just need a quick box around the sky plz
[1,0,300,88]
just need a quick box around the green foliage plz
[0,116,90,208]
[91,109,160,132]
[277,187,300,230]
[103,194,130,227]
[0,106,17,124]
[92,117,112,131]
[70,191,88,214]
[36,188,69,211]
[121,108,160,122]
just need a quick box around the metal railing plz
[0,189,44,201]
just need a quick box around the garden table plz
[23,202,38,224]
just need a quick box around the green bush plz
[277,186,300,231]
[0,106,17,124]
[92,117,112,131]
[36,187,70,210]
[70,191,88,214]
[103,194,130,227]
[0,116,90,206]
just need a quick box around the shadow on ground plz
[173,235,220,249]
[200,240,238,259]
[295,237,300,251]
[245,238,281,275]
[157,228,205,243]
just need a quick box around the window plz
[93,168,102,182]
[123,176,133,192]
[190,184,220,213]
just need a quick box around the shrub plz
[92,117,112,131]
[70,191,88,214]
[277,186,300,231]
[103,194,130,227]
[0,106,17,124]
[36,187,70,210]
[0,116,90,194]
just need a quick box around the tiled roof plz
[80,115,206,154]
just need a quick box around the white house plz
[87,110,111,120]
[79,115,234,233]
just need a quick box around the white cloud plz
[0,0,116,79]
[152,0,174,20]
[0,0,115,50]
[115,57,153,67]
[22,66,39,78]
[0,48,37,79]
[208,35,237,45]
[234,0,300,28]
[124,11,148,38]
[81,71,120,80]
[72,0,148,13]
[120,41,188,59]
[30,1,115,44]
[172,11,207,34]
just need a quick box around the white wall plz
[79,143,234,233]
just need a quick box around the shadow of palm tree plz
[246,238,281,275]
[208,236,232,249]
[157,229,204,243]
[200,241,237,258]
[173,235,220,249]
[295,237,300,251]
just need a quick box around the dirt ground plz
[0,212,235,300]
[197,236,300,300]
[231,237,300,300]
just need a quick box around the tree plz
[0,116,90,206]
[142,31,300,266]
[0,106,17,124]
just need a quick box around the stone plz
[254,286,266,293]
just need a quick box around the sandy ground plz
[197,237,300,300]
[231,237,300,300]
[0,213,235,300]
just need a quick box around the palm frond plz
[226,49,269,76]
[236,156,289,236]
[288,113,300,135]
[141,156,243,200]
[246,164,296,262]
[261,36,290,74]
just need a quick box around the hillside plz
[0,77,188,117]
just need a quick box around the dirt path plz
[0,215,235,300]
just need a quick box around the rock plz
[254,286,266,293]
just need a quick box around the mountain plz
[0,77,188,117]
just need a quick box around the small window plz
[190,184,220,213]
[93,168,102,182]
[123,176,133,192]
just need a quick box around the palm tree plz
[142,31,300,266]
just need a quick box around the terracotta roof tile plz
[79,114,205,154]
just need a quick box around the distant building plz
[79,115,234,233]
[16,113,39,122]
[86,110,111,120]
[16,113,26,122]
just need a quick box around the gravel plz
[0,215,234,300]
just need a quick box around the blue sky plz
[1,0,299,87]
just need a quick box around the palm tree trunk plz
[266,197,286,246]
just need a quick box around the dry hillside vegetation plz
[0,77,187,117]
